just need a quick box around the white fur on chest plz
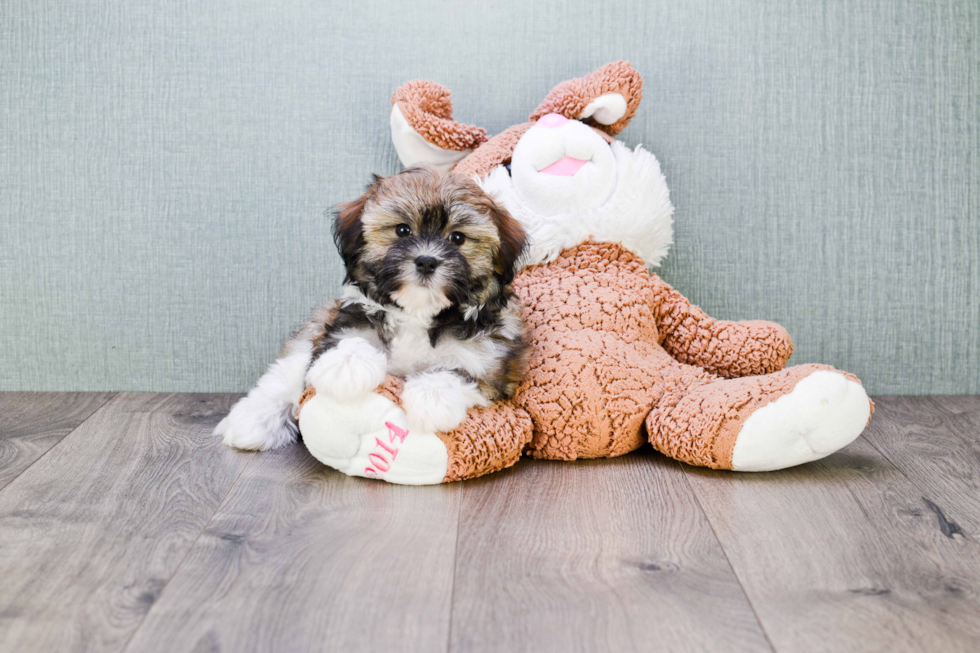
[339,285,501,380]
[385,314,497,379]
[478,140,675,269]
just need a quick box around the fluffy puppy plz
[216,166,529,451]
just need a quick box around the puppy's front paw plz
[401,371,489,433]
[305,337,387,401]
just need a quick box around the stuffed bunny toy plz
[297,61,873,484]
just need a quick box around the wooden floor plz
[1,394,979,652]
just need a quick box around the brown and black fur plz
[308,166,530,402]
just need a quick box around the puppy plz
[216,166,529,451]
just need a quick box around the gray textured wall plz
[2,0,978,394]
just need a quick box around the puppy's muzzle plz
[414,256,440,277]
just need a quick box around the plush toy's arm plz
[372,377,534,482]
[436,398,534,482]
[390,80,488,171]
[648,273,794,378]
[529,60,643,137]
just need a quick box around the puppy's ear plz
[333,176,383,272]
[490,203,527,285]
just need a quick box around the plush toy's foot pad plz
[647,364,872,471]
[298,391,449,485]
[731,370,871,471]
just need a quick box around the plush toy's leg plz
[646,363,873,471]
[297,377,533,485]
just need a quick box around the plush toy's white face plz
[480,116,675,270]
[510,113,618,216]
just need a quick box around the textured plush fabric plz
[391,81,488,151]
[449,61,644,177]
[528,61,643,136]
[452,123,534,179]
[2,0,978,393]
[647,363,861,469]
[436,401,534,482]
[513,242,677,459]
[509,241,831,464]
[650,276,794,379]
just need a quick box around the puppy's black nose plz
[415,256,439,276]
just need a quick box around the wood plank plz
[862,396,980,535]
[449,451,771,653]
[124,443,461,653]
[0,392,115,490]
[0,393,250,653]
[683,433,980,652]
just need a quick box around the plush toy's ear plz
[390,80,488,171]
[528,61,643,136]
[489,201,528,285]
[332,175,382,274]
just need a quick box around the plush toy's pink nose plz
[537,113,569,129]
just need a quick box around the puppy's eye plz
[395,224,411,238]
[449,232,466,246]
